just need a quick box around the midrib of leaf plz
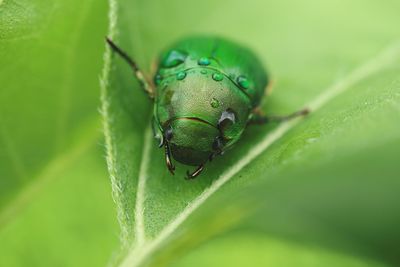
[0,118,101,229]
[115,41,400,267]
[134,124,153,246]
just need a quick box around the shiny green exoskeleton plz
[106,36,308,179]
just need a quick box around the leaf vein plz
[134,125,153,246]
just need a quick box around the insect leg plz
[185,164,205,180]
[164,142,175,175]
[106,37,155,98]
[250,108,310,124]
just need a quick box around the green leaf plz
[0,0,106,210]
[101,0,400,266]
[0,146,119,266]
[172,233,390,267]
[0,0,118,265]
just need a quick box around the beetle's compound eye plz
[164,126,173,141]
[218,108,236,130]
[218,108,240,141]
[212,136,225,153]
[161,50,187,68]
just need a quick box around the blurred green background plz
[1,0,399,266]
[0,0,119,266]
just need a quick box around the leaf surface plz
[101,0,400,266]
[0,0,118,266]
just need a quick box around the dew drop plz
[210,98,220,108]
[237,75,250,89]
[176,71,186,80]
[198,57,211,66]
[200,69,207,74]
[212,72,223,81]
[161,50,187,68]
[154,74,163,85]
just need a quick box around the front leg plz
[249,107,310,125]
[106,38,155,98]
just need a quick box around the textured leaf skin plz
[102,0,400,267]
[0,0,118,266]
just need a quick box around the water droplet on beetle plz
[210,98,220,108]
[176,71,186,80]
[212,72,223,81]
[237,75,250,89]
[161,50,187,68]
[155,74,163,85]
[198,57,210,66]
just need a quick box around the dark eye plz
[161,50,187,68]
[218,108,236,130]
[164,126,173,141]
[218,108,239,140]
[212,136,225,153]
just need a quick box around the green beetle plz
[106,36,308,179]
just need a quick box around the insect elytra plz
[106,36,308,179]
